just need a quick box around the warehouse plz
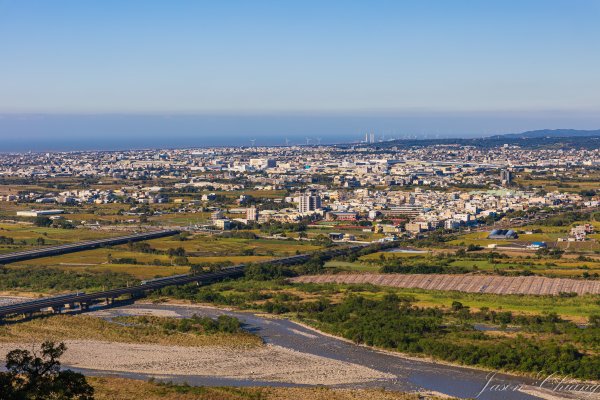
[16,209,65,217]
[487,229,518,239]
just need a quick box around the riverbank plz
[0,298,571,399]
[0,340,393,386]
[133,301,597,400]
[89,376,447,400]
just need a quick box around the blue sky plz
[0,1,599,148]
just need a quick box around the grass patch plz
[161,278,600,321]
[377,288,600,321]
[0,314,262,349]
[325,260,378,272]
[89,376,426,400]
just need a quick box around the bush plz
[34,216,52,227]
[0,341,94,400]
[244,263,295,281]
[0,266,135,291]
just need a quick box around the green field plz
[326,246,600,277]
[89,377,424,400]
[3,235,324,282]
[363,287,600,321]
[325,260,380,272]
[158,278,600,322]
[145,236,321,256]
[0,314,261,348]
[296,283,600,321]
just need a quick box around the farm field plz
[89,377,424,400]
[145,235,321,255]
[514,176,600,192]
[328,247,600,278]
[364,287,600,321]
[446,231,569,247]
[325,260,380,272]
[292,273,600,296]
[36,263,188,279]
[147,211,211,225]
[0,223,119,253]
[279,281,600,321]
[448,218,600,249]
[2,235,325,283]
[305,222,385,241]
[2,234,322,266]
[1,202,130,221]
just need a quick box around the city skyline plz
[1,1,600,149]
[0,3,598,399]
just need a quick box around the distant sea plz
[2,112,599,152]
[0,114,438,152]
[0,114,383,152]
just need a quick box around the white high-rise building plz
[298,194,322,213]
[500,169,512,186]
[246,207,258,221]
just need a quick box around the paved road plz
[86,303,546,400]
[0,229,179,264]
[0,244,367,320]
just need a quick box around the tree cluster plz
[0,341,93,400]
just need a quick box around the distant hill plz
[356,129,600,150]
[499,129,600,139]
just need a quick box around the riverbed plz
[87,303,547,400]
[1,298,587,399]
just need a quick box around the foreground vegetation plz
[0,266,136,293]
[90,377,437,400]
[155,278,600,379]
[156,279,600,321]
[0,341,93,400]
[0,234,329,290]
[0,314,261,349]
[304,294,599,379]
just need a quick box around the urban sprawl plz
[1,143,598,245]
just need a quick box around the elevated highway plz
[0,229,180,264]
[0,242,377,321]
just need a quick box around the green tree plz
[451,301,464,311]
[167,247,186,257]
[33,216,52,227]
[0,341,94,400]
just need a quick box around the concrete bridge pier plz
[130,291,144,300]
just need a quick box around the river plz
[70,302,556,400]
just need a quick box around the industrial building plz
[487,229,518,239]
[16,209,64,217]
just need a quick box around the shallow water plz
[84,303,547,400]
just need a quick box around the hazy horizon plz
[1,1,600,151]
[1,110,600,152]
